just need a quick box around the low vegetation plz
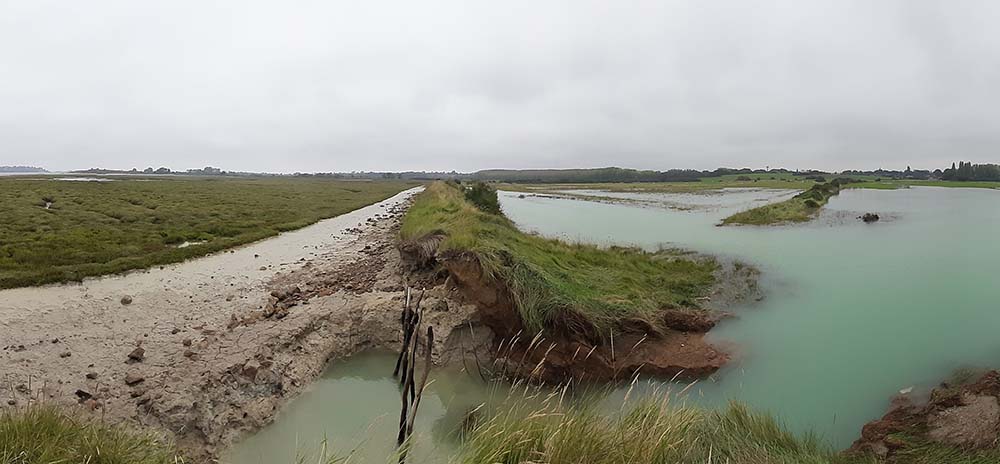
[0,176,415,288]
[0,405,183,463]
[400,181,716,336]
[721,179,855,226]
[457,390,866,464]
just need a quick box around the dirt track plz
[0,187,490,460]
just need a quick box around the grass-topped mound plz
[721,178,858,226]
[0,405,184,463]
[400,181,716,338]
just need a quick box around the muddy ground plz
[0,187,492,461]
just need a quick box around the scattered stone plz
[6,399,15,406]
[182,338,192,347]
[860,212,880,223]
[171,328,180,334]
[127,347,145,362]
[85,372,98,380]
[124,373,145,386]
[74,389,92,402]
[59,351,71,358]
[130,387,147,398]
[259,266,267,271]
[121,295,133,305]
[241,361,260,380]
[183,350,195,358]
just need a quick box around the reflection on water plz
[223,351,493,464]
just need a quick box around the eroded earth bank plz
[0,188,494,460]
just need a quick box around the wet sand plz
[0,186,489,459]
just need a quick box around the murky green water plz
[226,186,1000,462]
[222,351,494,464]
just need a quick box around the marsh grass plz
[0,405,184,463]
[0,176,415,288]
[400,182,716,338]
[456,381,860,464]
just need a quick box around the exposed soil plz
[849,369,1000,460]
[403,241,761,384]
[0,188,493,461]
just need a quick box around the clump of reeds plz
[0,404,184,463]
[456,380,843,464]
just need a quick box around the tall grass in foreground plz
[0,405,183,463]
[456,382,867,464]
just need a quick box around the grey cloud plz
[1,0,999,172]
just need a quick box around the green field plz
[400,181,716,337]
[0,176,415,288]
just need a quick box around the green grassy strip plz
[400,181,716,337]
[0,405,184,463]
[721,180,849,226]
[457,394,873,464]
[0,176,416,288]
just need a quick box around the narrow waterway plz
[226,186,1000,462]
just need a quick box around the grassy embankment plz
[0,176,415,288]
[400,181,716,336]
[0,406,184,464]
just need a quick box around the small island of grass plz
[721,178,855,226]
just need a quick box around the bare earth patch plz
[0,187,492,460]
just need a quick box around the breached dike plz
[398,182,763,384]
[0,186,491,461]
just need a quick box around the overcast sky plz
[2,1,999,173]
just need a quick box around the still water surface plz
[226,186,1000,463]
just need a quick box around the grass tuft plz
[0,405,184,463]
[456,388,856,464]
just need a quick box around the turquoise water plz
[500,186,1000,447]
[226,186,1000,462]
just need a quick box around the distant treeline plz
[0,166,47,173]
[842,161,1000,182]
[73,166,471,180]
[471,167,793,183]
[69,162,1000,183]
[940,161,1000,181]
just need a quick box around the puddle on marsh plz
[227,186,1000,462]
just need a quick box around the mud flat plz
[0,187,491,460]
